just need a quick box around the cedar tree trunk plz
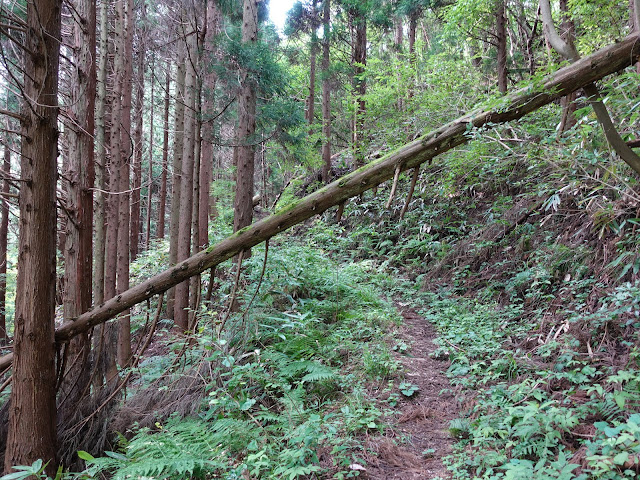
[233,0,259,235]
[4,0,61,473]
[59,0,96,422]
[321,0,331,182]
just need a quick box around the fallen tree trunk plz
[1,33,638,372]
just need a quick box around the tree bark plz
[116,0,134,368]
[190,75,203,323]
[59,0,96,424]
[307,0,318,126]
[632,0,640,73]
[199,0,220,252]
[557,0,577,133]
[4,0,61,473]
[233,0,258,238]
[174,26,198,330]
[352,16,367,168]
[400,167,420,219]
[167,46,186,320]
[496,0,508,93]
[93,0,110,308]
[321,0,331,183]
[11,32,632,357]
[131,40,145,261]
[157,67,171,240]
[105,0,124,308]
[408,12,417,57]
[145,53,155,249]
[93,0,117,390]
[0,138,10,345]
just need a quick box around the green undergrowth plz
[417,287,640,480]
[78,242,402,480]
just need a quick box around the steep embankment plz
[314,107,640,478]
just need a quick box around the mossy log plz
[1,33,639,372]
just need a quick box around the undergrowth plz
[77,242,401,480]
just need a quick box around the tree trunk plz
[131,43,145,261]
[145,54,155,249]
[407,9,421,103]
[233,0,259,237]
[496,0,508,93]
[307,0,318,126]
[0,139,10,345]
[408,12,417,57]
[199,1,220,251]
[400,167,420,219]
[167,46,186,320]
[15,33,634,355]
[59,0,96,426]
[190,79,202,324]
[158,67,171,240]
[93,0,110,307]
[395,16,404,112]
[632,0,640,73]
[174,27,198,330]
[93,0,117,390]
[352,17,367,168]
[4,0,61,473]
[321,0,331,183]
[105,0,124,308]
[117,0,134,368]
[557,0,577,133]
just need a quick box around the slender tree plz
[145,53,155,249]
[93,0,110,308]
[131,32,146,261]
[59,0,96,422]
[174,19,199,329]
[116,0,134,367]
[93,0,119,391]
[233,0,259,235]
[321,0,331,182]
[199,1,221,253]
[167,45,186,320]
[0,135,10,345]
[496,0,508,93]
[557,0,577,133]
[348,1,367,167]
[308,0,319,126]
[157,67,171,239]
[633,0,640,73]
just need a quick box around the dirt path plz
[364,302,459,479]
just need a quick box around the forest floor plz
[363,302,458,480]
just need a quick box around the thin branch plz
[0,108,25,122]
[0,23,26,32]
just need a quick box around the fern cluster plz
[82,242,400,479]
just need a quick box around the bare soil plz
[363,302,459,479]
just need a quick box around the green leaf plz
[104,451,128,461]
[240,398,257,411]
[0,472,32,480]
[77,450,95,461]
[613,451,629,465]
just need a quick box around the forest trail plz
[364,303,458,480]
